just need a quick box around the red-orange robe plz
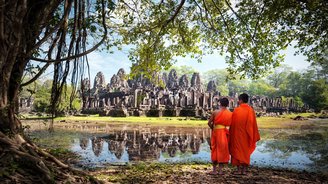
[211,109,232,164]
[229,104,260,166]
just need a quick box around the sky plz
[83,45,311,84]
[38,44,311,84]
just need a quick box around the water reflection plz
[74,128,209,162]
[71,127,328,172]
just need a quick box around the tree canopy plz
[113,0,327,79]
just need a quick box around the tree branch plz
[210,0,244,61]
[223,0,256,45]
[252,2,266,40]
[150,0,186,48]
[162,0,186,28]
[26,0,73,58]
[29,0,108,63]
[20,63,51,87]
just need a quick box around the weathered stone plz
[78,69,308,118]
[161,72,168,87]
[82,78,90,91]
[168,69,179,90]
[110,74,119,89]
[207,80,217,92]
[94,72,106,89]
[117,68,126,79]
[191,72,202,91]
[179,74,189,89]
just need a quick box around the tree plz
[166,65,197,79]
[278,71,303,97]
[33,80,52,113]
[267,65,292,88]
[0,0,111,182]
[227,79,249,96]
[204,69,229,96]
[302,79,328,112]
[31,80,81,113]
[248,79,276,97]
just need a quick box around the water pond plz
[66,125,328,172]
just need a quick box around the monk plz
[208,97,232,175]
[229,93,260,175]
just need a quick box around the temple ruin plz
[80,68,307,117]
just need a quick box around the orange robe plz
[211,109,232,164]
[229,104,260,166]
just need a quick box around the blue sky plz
[84,44,310,83]
[38,44,311,83]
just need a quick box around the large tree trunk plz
[0,1,100,183]
[0,0,27,134]
[0,0,63,133]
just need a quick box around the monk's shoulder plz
[212,110,220,116]
[233,106,242,113]
[225,109,233,115]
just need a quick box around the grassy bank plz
[19,113,328,129]
[44,112,326,129]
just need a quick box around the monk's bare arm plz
[208,112,215,129]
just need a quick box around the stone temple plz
[80,68,307,117]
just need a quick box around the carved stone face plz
[161,72,168,86]
[94,72,106,89]
[168,69,179,89]
[179,74,189,89]
[191,72,201,89]
[117,68,126,79]
[82,78,90,91]
[206,80,217,92]
[110,74,118,87]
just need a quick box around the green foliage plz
[302,79,328,112]
[278,71,303,97]
[203,69,228,95]
[267,65,292,88]
[20,79,81,113]
[248,80,276,97]
[33,80,52,113]
[227,79,249,96]
[107,0,327,80]
[166,65,197,79]
[202,63,327,111]
[136,92,146,107]
[57,85,81,112]
[294,96,304,108]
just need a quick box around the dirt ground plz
[88,163,328,184]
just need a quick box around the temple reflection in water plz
[72,127,326,172]
[76,128,211,162]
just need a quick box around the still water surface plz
[69,126,327,172]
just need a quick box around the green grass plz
[21,112,325,129]
[257,117,294,128]
[280,112,318,119]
